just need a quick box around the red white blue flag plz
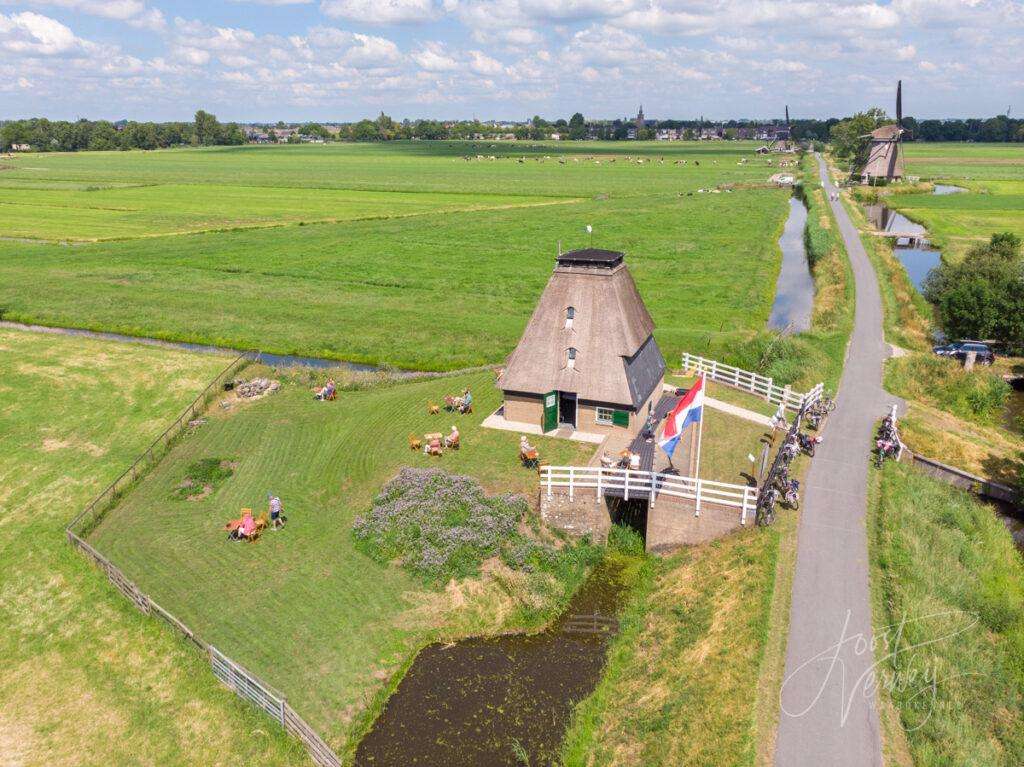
[659,375,704,458]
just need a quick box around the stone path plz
[773,154,902,767]
[704,396,774,427]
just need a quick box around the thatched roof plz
[499,250,665,408]
[869,124,901,140]
[862,135,903,180]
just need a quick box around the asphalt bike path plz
[773,153,902,767]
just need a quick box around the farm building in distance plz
[497,248,666,438]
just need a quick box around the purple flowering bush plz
[353,468,576,582]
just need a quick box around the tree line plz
[0,110,245,152]
[4,109,1023,152]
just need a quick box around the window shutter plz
[612,409,630,428]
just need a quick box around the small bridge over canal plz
[539,465,757,551]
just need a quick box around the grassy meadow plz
[84,358,771,753]
[885,143,1024,260]
[869,462,1024,766]
[0,327,310,766]
[0,141,793,371]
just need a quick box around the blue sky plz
[1,1,1022,122]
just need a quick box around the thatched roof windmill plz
[861,81,906,183]
[498,249,666,436]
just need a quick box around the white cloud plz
[895,43,917,60]
[468,49,503,75]
[10,0,166,30]
[412,41,457,70]
[320,0,441,24]
[342,33,402,67]
[0,11,92,55]
[173,45,210,65]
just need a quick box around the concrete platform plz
[480,410,606,444]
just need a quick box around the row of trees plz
[802,113,1024,146]
[924,233,1024,352]
[0,111,245,152]
[5,109,1024,152]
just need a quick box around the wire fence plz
[66,352,250,539]
[64,352,343,767]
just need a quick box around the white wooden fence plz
[540,466,757,524]
[681,352,823,413]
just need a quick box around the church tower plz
[635,105,644,135]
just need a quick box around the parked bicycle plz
[780,478,800,510]
[798,432,823,457]
[756,486,778,526]
[875,408,902,467]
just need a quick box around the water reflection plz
[933,184,967,195]
[864,204,941,291]
[768,196,814,333]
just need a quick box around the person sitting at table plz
[315,378,336,401]
[444,425,460,448]
[519,435,535,455]
[227,510,256,541]
[424,435,443,456]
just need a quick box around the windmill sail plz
[887,80,903,179]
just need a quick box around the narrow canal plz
[354,555,637,766]
[768,193,814,333]
[0,320,384,371]
[862,203,940,291]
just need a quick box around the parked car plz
[932,340,996,365]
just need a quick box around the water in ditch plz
[933,184,967,195]
[353,555,635,767]
[0,320,381,371]
[768,195,814,333]
[863,204,941,291]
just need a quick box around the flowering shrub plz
[354,468,545,581]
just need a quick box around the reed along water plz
[354,555,636,766]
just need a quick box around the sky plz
[1,0,1023,123]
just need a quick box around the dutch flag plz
[659,375,704,458]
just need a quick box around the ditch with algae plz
[354,549,642,766]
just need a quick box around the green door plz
[612,409,630,428]
[543,391,558,432]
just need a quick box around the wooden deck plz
[602,392,680,500]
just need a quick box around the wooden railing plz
[681,352,823,413]
[540,465,757,524]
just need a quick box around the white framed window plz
[567,347,577,369]
[565,306,575,329]
[596,407,614,425]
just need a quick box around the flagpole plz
[694,375,704,516]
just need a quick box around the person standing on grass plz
[268,494,285,529]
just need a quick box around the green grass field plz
[0,327,310,766]
[85,359,769,753]
[869,462,1024,766]
[889,143,1024,259]
[0,184,569,241]
[0,141,792,371]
